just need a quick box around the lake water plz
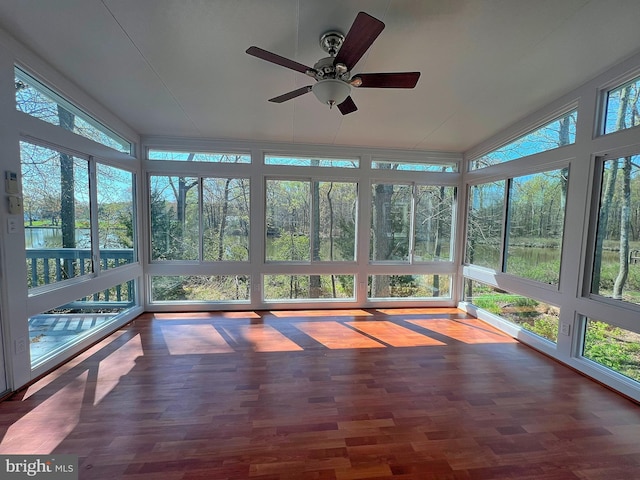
[25,227,91,248]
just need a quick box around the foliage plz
[584,321,640,381]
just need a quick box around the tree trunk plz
[593,86,629,293]
[372,183,394,296]
[58,106,76,278]
[613,156,632,298]
[217,178,231,261]
[310,175,321,298]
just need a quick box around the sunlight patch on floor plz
[406,319,517,344]
[94,334,143,405]
[161,324,234,354]
[0,371,88,454]
[294,321,385,349]
[220,325,303,352]
[346,321,445,347]
[270,309,372,318]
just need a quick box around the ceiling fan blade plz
[353,72,421,88]
[335,12,385,69]
[246,46,312,74]
[268,86,313,103]
[337,96,358,115]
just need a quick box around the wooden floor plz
[1,308,639,479]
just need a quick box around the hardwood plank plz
[0,309,639,479]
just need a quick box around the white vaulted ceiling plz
[1,0,639,152]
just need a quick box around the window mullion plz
[89,157,99,275]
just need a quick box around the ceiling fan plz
[246,11,420,115]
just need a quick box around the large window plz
[465,181,506,270]
[22,142,92,288]
[150,175,200,261]
[15,67,131,154]
[97,164,135,267]
[603,75,640,135]
[370,183,455,263]
[505,169,567,284]
[265,179,357,262]
[21,142,136,289]
[150,175,250,262]
[471,109,576,170]
[464,279,559,343]
[591,154,640,305]
[582,317,640,383]
[466,169,568,285]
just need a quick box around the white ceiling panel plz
[0,0,639,152]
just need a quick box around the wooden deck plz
[2,308,640,479]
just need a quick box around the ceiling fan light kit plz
[247,11,420,115]
[312,79,351,108]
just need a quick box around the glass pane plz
[202,178,250,261]
[21,142,92,288]
[148,150,250,163]
[591,155,640,305]
[265,180,310,262]
[465,181,505,269]
[368,275,451,299]
[264,275,355,300]
[471,110,577,169]
[15,67,131,154]
[29,280,135,365]
[151,275,250,302]
[372,161,457,172]
[150,175,199,261]
[265,155,358,168]
[583,318,640,382]
[414,185,455,261]
[604,76,640,135]
[464,279,559,343]
[97,164,135,268]
[314,181,357,261]
[505,169,567,284]
[371,183,411,262]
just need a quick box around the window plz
[15,67,131,154]
[372,160,457,172]
[21,142,136,290]
[371,183,411,262]
[203,178,250,261]
[150,175,250,262]
[97,164,135,266]
[471,109,577,169]
[466,168,569,285]
[264,275,355,301]
[29,280,135,366]
[505,169,567,284]
[582,318,640,383]
[265,179,358,262]
[368,275,451,300]
[265,155,359,168]
[151,275,250,302]
[603,75,640,135]
[370,183,456,263]
[150,175,200,261]
[591,154,640,306]
[465,181,506,270]
[148,150,250,163]
[22,141,92,288]
[464,279,559,343]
